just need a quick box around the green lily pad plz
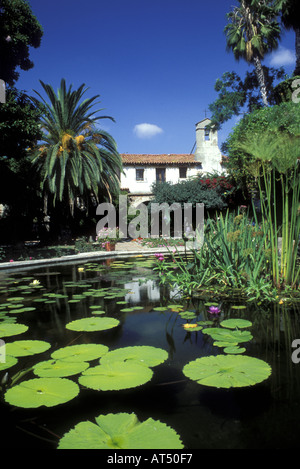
[78,361,153,391]
[100,346,168,368]
[58,412,183,449]
[183,355,271,388]
[203,327,252,344]
[33,359,89,378]
[0,322,28,337]
[213,341,238,347]
[220,319,252,329]
[7,297,25,302]
[179,311,196,319]
[4,377,80,408]
[51,344,109,362]
[5,340,51,357]
[0,354,18,371]
[168,304,184,311]
[231,305,247,310]
[224,346,246,354]
[66,317,119,332]
[7,308,26,314]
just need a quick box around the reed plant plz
[157,210,272,299]
[238,132,300,290]
[205,210,269,289]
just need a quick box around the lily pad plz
[79,361,153,391]
[51,344,109,362]
[58,412,183,449]
[66,317,119,332]
[100,346,168,368]
[183,355,271,388]
[220,319,252,329]
[5,340,51,357]
[4,377,80,408]
[224,346,246,354]
[179,311,196,319]
[202,327,252,344]
[33,359,89,378]
[0,354,18,371]
[0,322,28,337]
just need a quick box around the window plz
[156,168,166,182]
[179,167,187,179]
[204,127,210,141]
[136,168,144,181]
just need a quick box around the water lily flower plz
[78,267,85,272]
[208,305,221,315]
[183,323,198,329]
[29,279,40,286]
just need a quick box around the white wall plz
[121,165,203,195]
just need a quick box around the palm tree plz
[224,0,281,106]
[275,0,300,76]
[30,79,122,217]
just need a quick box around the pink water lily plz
[208,305,221,314]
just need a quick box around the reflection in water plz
[0,257,300,449]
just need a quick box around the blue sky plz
[17,0,296,154]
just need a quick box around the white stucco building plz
[120,118,224,206]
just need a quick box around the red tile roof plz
[121,154,200,165]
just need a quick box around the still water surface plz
[1,256,300,449]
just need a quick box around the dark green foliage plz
[209,67,286,130]
[0,86,42,158]
[151,175,237,213]
[224,102,300,197]
[224,100,300,184]
[0,0,43,85]
[273,76,300,103]
[0,156,43,242]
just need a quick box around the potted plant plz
[96,227,121,251]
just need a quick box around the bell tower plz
[194,118,222,173]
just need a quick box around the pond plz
[0,255,300,449]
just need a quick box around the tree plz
[30,79,123,219]
[275,0,300,76]
[208,66,286,130]
[223,100,300,197]
[224,0,281,106]
[0,0,43,86]
[0,86,42,158]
